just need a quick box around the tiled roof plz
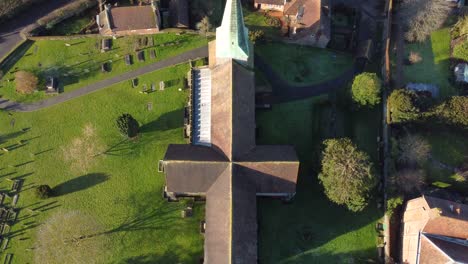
[109,6,157,31]
[255,0,285,5]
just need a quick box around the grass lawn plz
[404,28,457,99]
[256,96,382,263]
[0,63,205,263]
[0,33,207,103]
[256,43,354,85]
[244,8,282,40]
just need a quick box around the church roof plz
[215,0,251,63]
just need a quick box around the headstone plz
[159,81,165,91]
[147,102,153,111]
[150,49,156,59]
[65,43,71,47]
[11,194,18,207]
[151,83,156,92]
[33,46,38,54]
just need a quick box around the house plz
[97,3,161,36]
[454,63,468,83]
[254,0,287,11]
[160,0,300,262]
[401,195,468,264]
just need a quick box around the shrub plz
[35,185,53,199]
[351,72,382,107]
[401,0,451,42]
[196,16,212,37]
[386,196,404,217]
[15,71,38,94]
[267,16,281,28]
[249,30,265,44]
[388,89,421,124]
[453,42,468,62]
[116,114,139,138]
[397,134,431,166]
[434,96,468,128]
[392,169,425,194]
[408,51,422,64]
[451,15,468,39]
[318,138,376,212]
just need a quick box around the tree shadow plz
[140,109,184,133]
[99,139,135,157]
[120,252,200,264]
[53,173,109,197]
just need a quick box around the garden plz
[0,33,208,102]
[0,63,205,263]
[255,43,354,85]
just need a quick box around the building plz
[160,0,300,262]
[97,3,161,36]
[254,0,287,11]
[401,195,468,264]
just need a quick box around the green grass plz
[256,43,354,85]
[256,96,381,263]
[404,28,457,98]
[244,8,282,40]
[0,33,207,102]
[0,63,205,263]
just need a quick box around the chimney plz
[456,207,461,215]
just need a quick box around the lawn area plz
[0,33,208,102]
[244,8,282,40]
[0,63,205,263]
[256,43,354,85]
[256,96,382,263]
[404,28,457,99]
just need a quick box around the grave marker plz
[159,81,165,91]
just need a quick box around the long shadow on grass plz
[53,173,109,196]
[140,109,184,133]
[120,252,184,264]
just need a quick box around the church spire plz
[215,0,250,64]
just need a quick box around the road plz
[0,46,208,112]
[0,0,74,61]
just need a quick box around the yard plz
[403,28,457,99]
[0,63,205,263]
[0,33,208,102]
[256,96,382,263]
[244,8,282,40]
[255,43,354,85]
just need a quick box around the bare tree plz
[392,169,426,194]
[398,134,431,166]
[35,211,111,264]
[401,0,451,42]
[196,16,212,37]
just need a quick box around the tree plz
[116,113,139,138]
[392,169,425,194]
[34,211,111,264]
[401,0,451,42]
[249,30,265,44]
[388,89,421,124]
[35,185,53,199]
[398,134,431,166]
[434,96,468,129]
[196,16,212,37]
[15,70,38,94]
[351,72,382,107]
[451,15,468,39]
[318,138,376,212]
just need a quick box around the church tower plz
[214,0,251,65]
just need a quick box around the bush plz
[408,51,422,64]
[266,16,281,28]
[116,114,139,138]
[388,89,421,124]
[386,196,404,217]
[249,30,265,44]
[351,72,382,107]
[35,185,53,199]
[392,169,425,194]
[15,71,38,94]
[401,0,451,42]
[451,15,468,39]
[318,138,376,212]
[397,134,431,166]
[453,42,468,62]
[434,96,468,128]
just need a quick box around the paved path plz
[0,46,208,112]
[0,0,74,61]
[255,54,363,104]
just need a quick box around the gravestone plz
[159,81,165,91]
[151,83,156,92]
[147,102,153,111]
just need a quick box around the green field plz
[256,96,382,263]
[0,33,207,102]
[0,63,205,263]
[404,28,457,99]
[256,43,354,85]
[244,8,282,40]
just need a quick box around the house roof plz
[284,0,321,29]
[255,0,285,5]
[169,0,189,28]
[108,6,157,31]
[422,234,468,263]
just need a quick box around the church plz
[160,0,300,262]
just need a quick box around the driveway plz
[0,0,74,61]
[0,46,208,112]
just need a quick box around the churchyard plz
[0,63,206,263]
[0,33,207,102]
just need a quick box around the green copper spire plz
[216,0,250,63]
